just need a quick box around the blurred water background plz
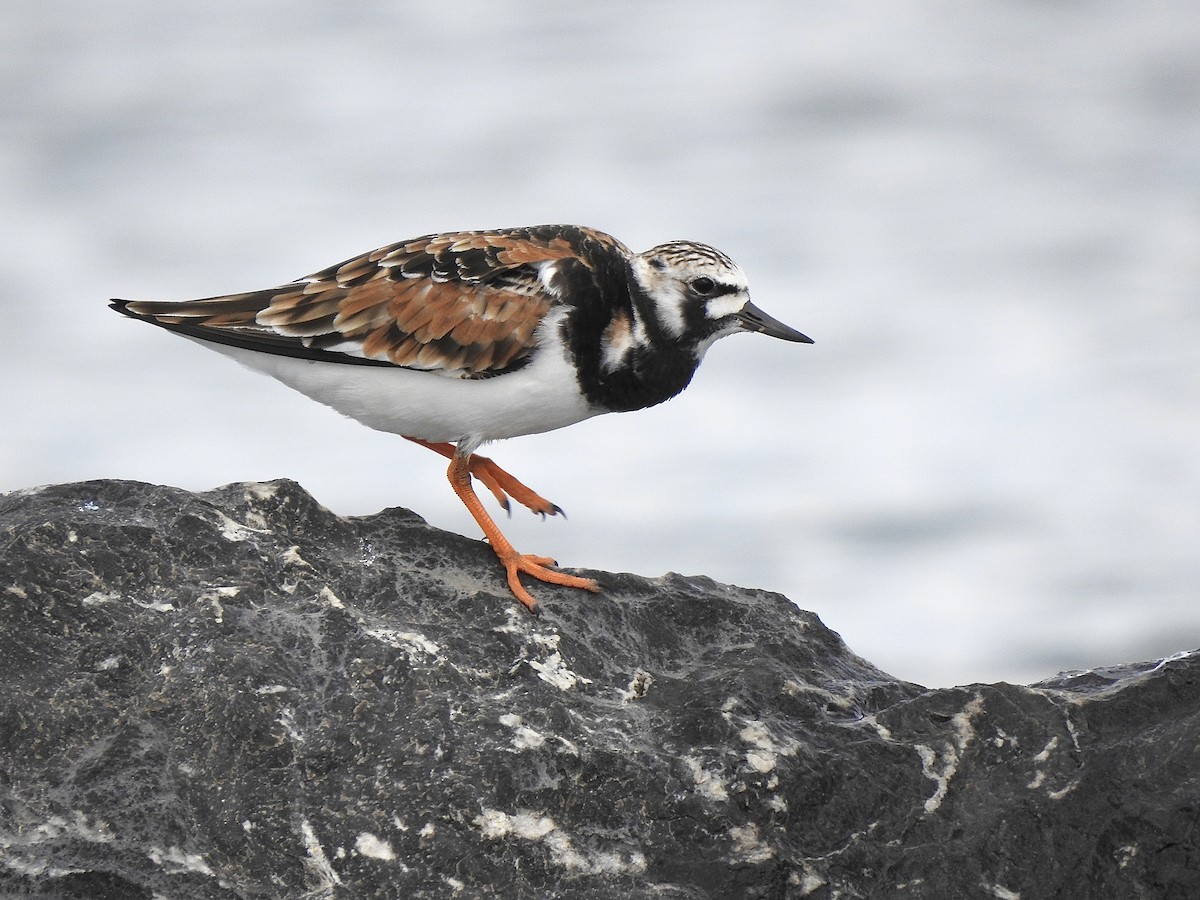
[3,0,1198,687]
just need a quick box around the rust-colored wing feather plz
[112,225,629,377]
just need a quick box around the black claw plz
[552,504,566,520]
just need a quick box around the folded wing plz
[112,225,627,377]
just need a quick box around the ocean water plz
[2,0,1197,687]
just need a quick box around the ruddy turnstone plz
[111,224,811,613]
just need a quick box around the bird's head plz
[630,241,812,356]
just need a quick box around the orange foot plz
[437,449,599,614]
[495,552,601,615]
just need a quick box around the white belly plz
[194,336,598,454]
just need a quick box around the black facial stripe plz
[706,282,740,298]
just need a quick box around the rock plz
[0,478,1196,899]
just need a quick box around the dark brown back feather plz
[112,225,629,376]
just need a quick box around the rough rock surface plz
[1,479,1197,899]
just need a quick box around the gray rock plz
[0,479,1196,899]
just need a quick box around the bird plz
[111,224,812,614]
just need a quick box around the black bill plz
[735,301,813,344]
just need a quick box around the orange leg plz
[445,452,599,614]
[405,438,562,518]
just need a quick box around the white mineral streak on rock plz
[1027,735,1060,790]
[213,510,267,543]
[241,483,279,529]
[80,591,119,605]
[318,585,345,608]
[729,822,774,864]
[985,883,1021,899]
[147,845,215,876]
[280,545,310,568]
[918,693,985,815]
[364,627,441,661]
[621,669,654,702]
[300,819,342,888]
[498,713,547,750]
[354,832,396,861]
[530,651,589,690]
[740,720,781,773]
[473,809,646,875]
[684,756,729,802]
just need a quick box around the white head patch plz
[630,241,749,341]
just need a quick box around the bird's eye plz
[690,276,716,295]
